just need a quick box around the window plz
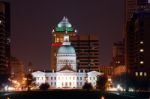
[144,72,147,76]
[135,72,138,76]
[51,77,53,80]
[140,49,144,52]
[80,77,82,80]
[140,72,143,76]
[80,82,82,86]
[46,77,48,80]
[37,77,39,80]
[140,41,144,44]
[93,77,95,80]
[140,61,144,64]
[69,82,71,86]
[77,82,79,86]
[90,77,92,80]
[57,38,60,42]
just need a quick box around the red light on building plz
[51,43,62,47]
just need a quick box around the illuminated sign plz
[51,43,62,47]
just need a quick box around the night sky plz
[3,0,124,70]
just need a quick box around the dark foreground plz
[0,90,150,99]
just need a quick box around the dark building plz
[126,10,150,90]
[125,0,150,22]
[111,41,126,87]
[0,2,10,87]
[98,66,113,76]
[111,41,125,67]
[124,0,150,38]
[10,57,24,83]
[71,34,100,72]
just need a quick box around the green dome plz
[55,17,74,32]
[57,45,76,54]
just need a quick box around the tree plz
[39,83,50,90]
[96,75,107,91]
[25,73,35,91]
[82,82,93,90]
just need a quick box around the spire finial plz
[65,29,68,34]
[63,16,66,20]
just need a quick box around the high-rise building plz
[10,57,24,83]
[111,41,125,67]
[124,0,150,37]
[71,34,100,72]
[0,2,10,87]
[126,10,150,89]
[50,17,77,71]
[125,0,150,22]
[50,17,100,72]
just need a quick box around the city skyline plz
[7,0,123,70]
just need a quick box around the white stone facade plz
[32,70,102,89]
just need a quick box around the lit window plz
[140,41,144,44]
[56,38,59,42]
[140,49,144,52]
[135,72,138,76]
[60,38,63,42]
[0,20,2,24]
[144,72,147,76]
[140,61,144,64]
[54,53,56,56]
[140,72,143,76]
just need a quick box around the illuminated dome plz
[57,33,76,71]
[58,45,75,54]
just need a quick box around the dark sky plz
[3,0,124,70]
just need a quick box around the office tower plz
[126,10,150,89]
[111,41,125,67]
[71,34,100,71]
[125,0,150,22]
[0,2,10,87]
